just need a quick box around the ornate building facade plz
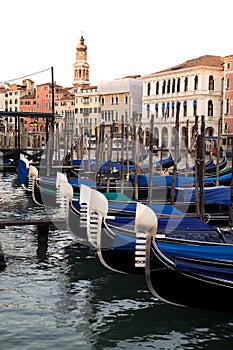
[142,55,224,151]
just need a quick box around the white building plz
[98,76,143,125]
[142,55,224,151]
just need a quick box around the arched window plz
[166,102,170,118]
[167,80,171,93]
[208,100,213,116]
[147,104,150,117]
[193,99,197,116]
[226,98,230,114]
[194,75,198,90]
[183,100,187,117]
[184,77,188,92]
[147,82,151,96]
[162,102,165,119]
[156,81,159,94]
[162,80,166,94]
[209,75,214,90]
[155,103,158,118]
[172,79,175,93]
[171,101,175,117]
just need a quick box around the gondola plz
[191,153,214,171]
[174,185,231,224]
[155,154,181,169]
[204,155,228,174]
[77,187,233,314]
[95,203,232,277]
[145,234,233,313]
[128,169,232,200]
[63,185,233,280]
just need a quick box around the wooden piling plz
[120,116,125,193]
[194,115,200,217]
[197,115,205,222]
[106,122,114,192]
[133,121,139,201]
[215,118,221,186]
[37,222,49,248]
[148,114,154,204]
[229,142,233,227]
[0,243,6,270]
[170,102,180,206]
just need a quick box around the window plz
[177,78,180,92]
[171,101,175,117]
[162,102,165,119]
[162,80,166,94]
[227,62,231,69]
[226,77,230,89]
[209,75,214,90]
[194,75,198,90]
[147,82,151,96]
[125,95,128,104]
[193,100,197,116]
[226,98,230,114]
[166,102,170,118]
[184,77,188,92]
[156,81,159,94]
[116,96,118,105]
[155,103,158,118]
[172,79,175,93]
[183,100,187,117]
[208,100,213,116]
[101,97,104,105]
[167,80,170,93]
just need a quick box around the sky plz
[1,0,233,88]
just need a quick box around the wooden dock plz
[0,218,67,267]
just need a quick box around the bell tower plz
[73,35,90,88]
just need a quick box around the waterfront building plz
[223,55,233,133]
[142,55,224,151]
[74,85,100,136]
[221,55,233,155]
[74,76,143,139]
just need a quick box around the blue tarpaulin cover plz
[175,186,230,207]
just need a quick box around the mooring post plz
[37,222,49,249]
[0,242,6,270]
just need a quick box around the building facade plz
[142,55,224,151]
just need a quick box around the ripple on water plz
[1,173,233,350]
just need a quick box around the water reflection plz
[1,173,233,350]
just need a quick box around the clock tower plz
[73,35,90,88]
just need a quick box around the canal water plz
[0,172,233,349]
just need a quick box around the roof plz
[154,55,224,75]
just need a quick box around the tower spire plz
[73,35,90,88]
